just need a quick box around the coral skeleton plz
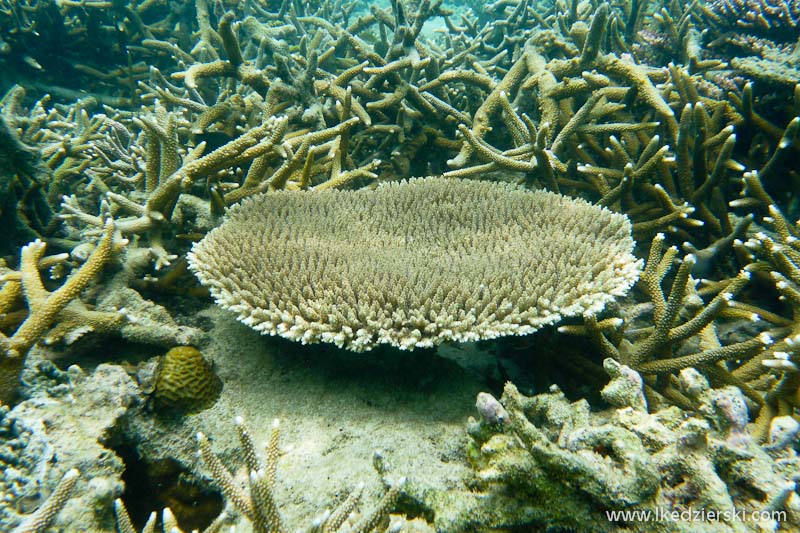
[427,365,800,532]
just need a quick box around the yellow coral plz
[153,346,222,413]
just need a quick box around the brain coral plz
[153,346,222,413]
[188,178,641,351]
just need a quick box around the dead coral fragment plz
[153,346,222,414]
[189,178,641,351]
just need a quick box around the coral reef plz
[189,177,641,351]
[0,0,799,530]
[1,0,793,382]
[422,363,800,533]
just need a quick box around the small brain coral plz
[153,346,222,413]
[188,178,641,351]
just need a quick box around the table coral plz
[188,177,641,351]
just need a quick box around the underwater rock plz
[153,347,222,414]
[601,357,648,412]
[0,363,138,533]
[475,392,508,425]
[768,416,800,450]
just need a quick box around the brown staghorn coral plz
[188,177,641,351]
[0,220,123,404]
[702,0,800,42]
[724,162,800,442]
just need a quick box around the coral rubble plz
[0,364,137,532]
[425,364,800,533]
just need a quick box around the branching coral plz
[723,161,800,441]
[702,0,800,42]
[196,417,404,533]
[558,233,786,424]
[0,220,124,404]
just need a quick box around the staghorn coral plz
[196,417,404,533]
[724,159,800,442]
[561,231,771,411]
[188,177,641,351]
[550,110,800,434]
[152,346,222,414]
[438,10,744,250]
[701,0,800,42]
[0,220,124,404]
[10,468,79,533]
[0,0,191,104]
